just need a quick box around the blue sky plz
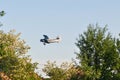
[1,0,120,75]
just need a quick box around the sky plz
[1,0,120,76]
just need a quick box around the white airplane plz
[40,35,61,45]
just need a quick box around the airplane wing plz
[43,35,49,39]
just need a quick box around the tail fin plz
[56,36,61,42]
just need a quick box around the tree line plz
[0,11,120,80]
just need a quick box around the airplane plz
[40,35,61,45]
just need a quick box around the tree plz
[0,11,5,17]
[0,11,43,80]
[0,11,5,27]
[0,10,43,80]
[0,30,42,80]
[43,61,68,80]
[75,24,120,80]
[43,61,84,80]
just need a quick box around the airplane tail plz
[56,36,61,42]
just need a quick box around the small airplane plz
[40,35,61,45]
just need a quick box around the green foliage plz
[0,11,5,17]
[0,11,5,27]
[0,30,42,80]
[43,61,67,80]
[75,24,120,79]
[43,61,84,80]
